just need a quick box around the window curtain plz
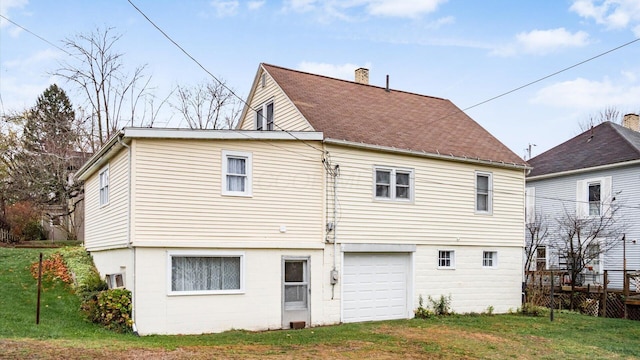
[172,257,240,291]
[226,158,246,192]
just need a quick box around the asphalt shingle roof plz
[527,121,640,177]
[262,64,527,167]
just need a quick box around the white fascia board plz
[526,159,640,181]
[122,128,323,141]
[324,138,530,171]
[75,131,126,181]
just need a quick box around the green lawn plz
[1,247,639,359]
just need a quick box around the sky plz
[1,0,640,159]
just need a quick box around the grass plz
[1,247,640,359]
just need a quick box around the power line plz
[0,14,72,57]
[126,0,325,154]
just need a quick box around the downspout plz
[117,136,137,335]
[331,165,340,299]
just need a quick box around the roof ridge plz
[261,63,449,102]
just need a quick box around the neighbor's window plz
[255,102,274,130]
[536,247,546,271]
[588,182,601,216]
[169,253,243,294]
[438,250,455,268]
[483,251,497,268]
[475,172,492,213]
[374,167,413,201]
[222,150,252,196]
[99,166,109,206]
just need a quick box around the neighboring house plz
[526,116,640,290]
[76,63,529,335]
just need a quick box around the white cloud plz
[570,0,640,31]
[283,0,446,19]
[531,75,640,110]
[210,0,239,17]
[248,1,265,10]
[0,0,28,29]
[297,61,373,81]
[491,28,590,57]
[3,49,62,69]
[366,0,447,18]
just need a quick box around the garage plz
[342,252,411,323]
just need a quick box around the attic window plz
[255,102,274,131]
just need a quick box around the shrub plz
[428,294,453,316]
[22,221,46,241]
[5,201,42,240]
[521,303,549,317]
[82,288,133,333]
[414,295,434,318]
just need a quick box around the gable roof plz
[261,64,527,168]
[527,121,640,178]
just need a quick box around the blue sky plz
[2,0,640,158]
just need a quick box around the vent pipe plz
[385,75,390,92]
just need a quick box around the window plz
[169,252,243,295]
[374,167,413,201]
[475,172,492,213]
[99,166,109,206]
[106,273,125,289]
[536,247,546,271]
[255,102,274,130]
[222,150,252,196]
[588,182,601,216]
[483,251,497,268]
[438,250,455,268]
[284,259,308,310]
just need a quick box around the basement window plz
[106,273,125,289]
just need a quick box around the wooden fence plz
[0,228,18,244]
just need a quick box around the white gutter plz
[527,159,640,181]
[323,138,530,171]
[75,131,125,181]
[122,128,324,141]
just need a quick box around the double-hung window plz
[475,172,492,213]
[374,167,413,201]
[255,102,274,131]
[222,150,252,196]
[168,251,244,295]
[99,166,109,206]
[588,182,601,216]
[576,177,611,218]
[483,251,497,268]
[438,250,455,269]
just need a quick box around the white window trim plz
[482,251,498,269]
[222,150,253,197]
[437,250,455,269]
[255,101,274,131]
[372,166,414,202]
[106,273,125,289]
[475,171,493,214]
[576,176,612,218]
[99,165,109,207]
[167,250,245,296]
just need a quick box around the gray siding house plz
[526,115,640,290]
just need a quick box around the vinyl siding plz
[527,164,640,290]
[239,68,314,131]
[131,138,324,247]
[325,144,525,247]
[84,149,129,251]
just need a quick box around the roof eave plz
[324,138,530,170]
[527,158,640,181]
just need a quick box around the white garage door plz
[343,253,410,323]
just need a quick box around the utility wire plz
[0,14,73,57]
[126,0,324,154]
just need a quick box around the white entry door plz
[342,253,410,323]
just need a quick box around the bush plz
[22,221,46,241]
[521,303,550,317]
[82,288,132,333]
[428,294,453,316]
[414,295,434,318]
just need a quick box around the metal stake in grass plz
[36,252,42,325]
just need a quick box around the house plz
[525,116,640,290]
[75,63,529,335]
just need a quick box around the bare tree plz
[578,106,623,132]
[524,213,550,286]
[172,80,241,130]
[54,27,152,151]
[555,202,623,309]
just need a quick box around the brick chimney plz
[622,113,640,131]
[355,68,369,85]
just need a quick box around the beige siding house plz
[77,63,529,335]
